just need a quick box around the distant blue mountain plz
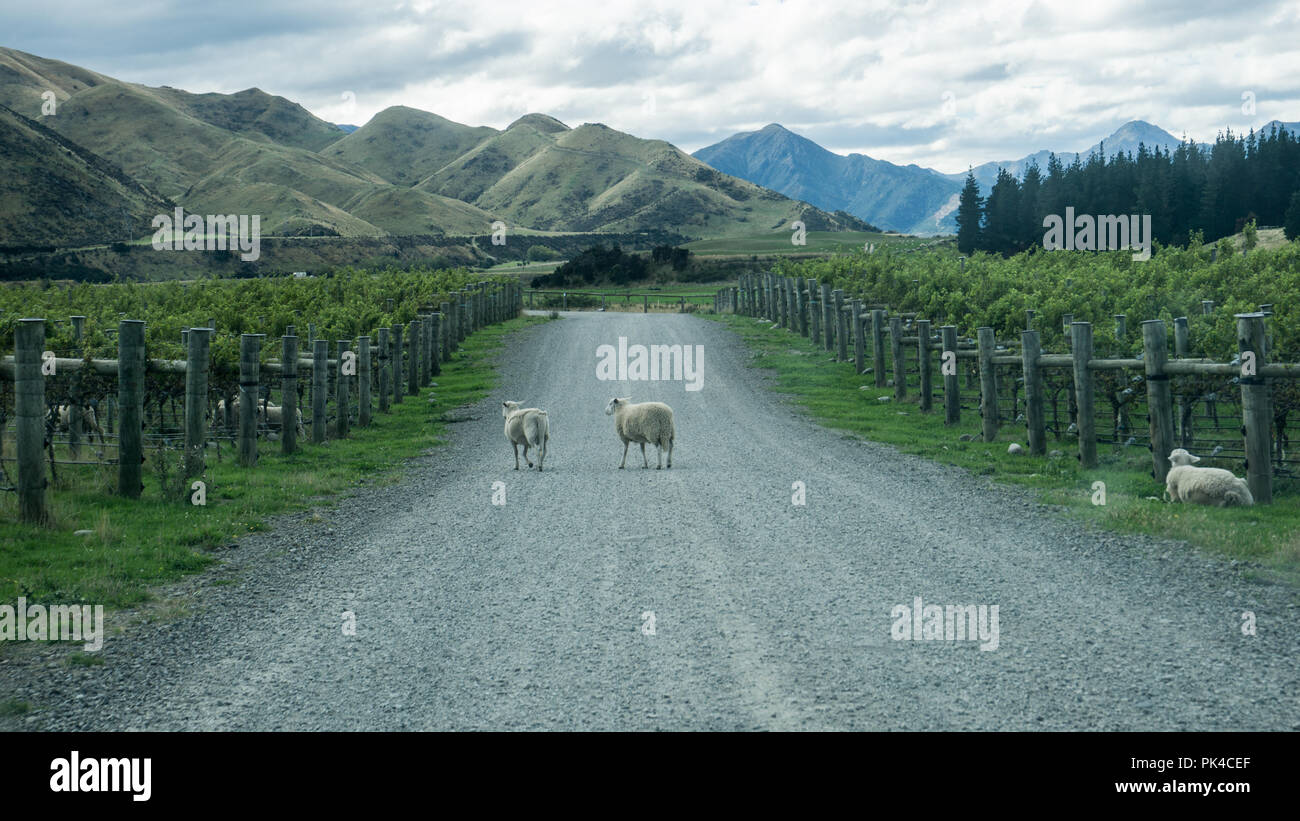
[333,123,360,133]
[694,119,1300,235]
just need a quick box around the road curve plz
[13,310,1300,730]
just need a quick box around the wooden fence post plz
[1237,312,1272,504]
[1141,320,1175,482]
[809,291,820,343]
[835,291,849,362]
[418,314,430,387]
[429,314,442,377]
[821,283,834,351]
[238,333,260,467]
[282,334,299,452]
[184,327,210,478]
[117,319,145,498]
[1021,329,1045,454]
[917,319,933,412]
[439,302,452,361]
[337,340,351,438]
[1071,322,1097,468]
[377,327,391,414]
[852,299,865,374]
[942,325,959,425]
[391,324,404,405]
[313,339,328,443]
[407,319,420,397]
[977,327,998,442]
[871,309,886,387]
[890,315,906,400]
[795,278,807,335]
[357,335,372,427]
[16,318,48,522]
[1114,314,1127,341]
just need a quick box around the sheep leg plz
[640,442,648,468]
[513,442,520,470]
[666,437,672,469]
[619,441,629,469]
[524,442,533,468]
[655,443,662,469]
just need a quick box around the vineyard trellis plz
[2,279,523,524]
[720,270,1300,504]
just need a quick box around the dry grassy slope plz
[320,105,499,186]
[417,116,564,202]
[0,104,172,247]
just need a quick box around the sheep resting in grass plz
[502,401,549,471]
[1165,448,1254,507]
[605,397,674,469]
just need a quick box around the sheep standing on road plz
[1165,448,1254,507]
[605,397,674,469]
[503,401,549,471]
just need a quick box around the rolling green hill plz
[0,103,172,248]
[0,46,868,247]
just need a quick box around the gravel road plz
[7,310,1299,730]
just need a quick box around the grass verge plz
[0,315,548,613]
[712,313,1300,583]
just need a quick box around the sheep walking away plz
[605,397,674,469]
[503,401,549,471]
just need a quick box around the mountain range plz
[0,47,865,249]
[693,120,1300,235]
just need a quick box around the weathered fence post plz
[337,340,351,438]
[238,333,260,467]
[795,278,807,336]
[942,325,960,425]
[917,319,933,412]
[16,319,48,522]
[282,334,299,453]
[835,291,849,362]
[357,335,372,427]
[1114,314,1127,341]
[1237,312,1272,504]
[890,315,906,400]
[439,302,452,362]
[1173,316,1189,357]
[1141,320,1175,483]
[117,320,145,497]
[313,339,328,443]
[852,299,865,374]
[391,324,404,406]
[1201,300,1214,315]
[184,327,211,478]
[977,327,998,442]
[377,327,391,414]
[1021,329,1045,454]
[871,309,886,387]
[429,314,442,377]
[407,319,420,397]
[418,313,430,387]
[808,291,820,343]
[821,283,834,351]
[1070,322,1097,468]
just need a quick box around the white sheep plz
[502,401,549,471]
[259,402,305,438]
[1165,448,1254,507]
[605,397,674,469]
[46,404,105,445]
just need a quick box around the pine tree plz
[956,171,984,255]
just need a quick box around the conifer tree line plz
[956,124,1300,256]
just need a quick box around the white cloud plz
[3,0,1298,171]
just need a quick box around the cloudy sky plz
[4,0,1299,172]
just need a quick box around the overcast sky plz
[4,0,1299,173]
